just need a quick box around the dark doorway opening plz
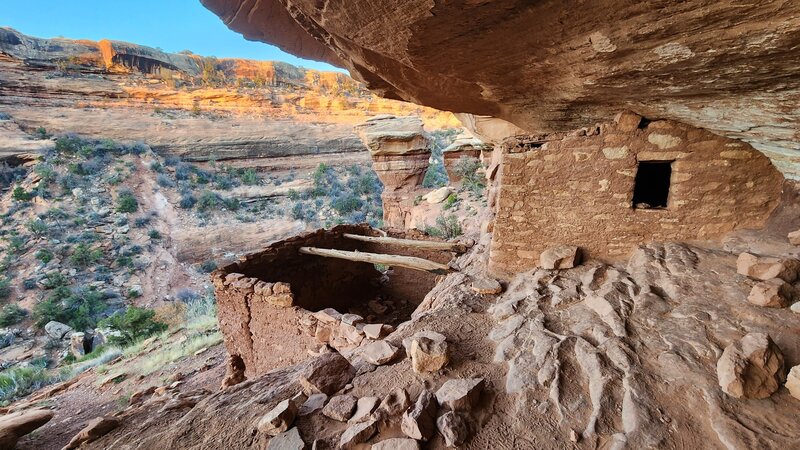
[632,161,672,209]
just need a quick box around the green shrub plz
[0,278,10,300]
[425,214,462,239]
[199,260,217,273]
[442,193,458,210]
[33,287,105,330]
[26,219,48,236]
[222,197,240,211]
[453,156,485,195]
[0,304,27,327]
[148,230,162,240]
[42,272,69,290]
[11,186,33,202]
[116,191,138,213]
[240,168,259,185]
[196,191,219,211]
[331,193,364,214]
[178,193,196,209]
[100,307,167,347]
[35,249,54,264]
[0,362,60,404]
[68,243,103,267]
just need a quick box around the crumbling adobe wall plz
[213,224,454,377]
[489,113,784,277]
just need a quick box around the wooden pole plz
[342,233,469,253]
[298,246,452,274]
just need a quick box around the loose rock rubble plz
[539,245,581,269]
[339,418,378,449]
[375,388,411,419]
[403,331,448,373]
[747,278,794,308]
[436,411,470,447]
[717,332,786,399]
[361,340,400,365]
[267,427,305,450]
[257,398,299,436]
[401,390,438,441]
[736,252,800,282]
[435,378,485,412]
[349,396,380,423]
[322,394,357,422]
[298,352,356,395]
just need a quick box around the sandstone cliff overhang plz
[201,1,800,179]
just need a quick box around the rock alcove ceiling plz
[201,0,800,179]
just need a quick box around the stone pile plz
[737,252,799,308]
[302,307,396,353]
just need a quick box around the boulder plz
[349,396,380,423]
[339,418,378,449]
[0,409,53,449]
[69,332,88,357]
[470,277,503,295]
[376,388,411,418]
[792,302,800,314]
[267,427,305,450]
[298,352,356,395]
[221,354,246,389]
[371,438,421,450]
[361,340,400,366]
[747,279,794,308]
[436,411,470,447]
[540,245,581,270]
[44,321,73,340]
[423,186,453,204]
[402,331,448,373]
[257,399,299,436]
[786,366,800,400]
[63,416,120,450]
[788,229,800,246]
[736,252,800,282]
[322,394,357,422]
[716,333,785,399]
[401,390,437,441]
[435,378,485,412]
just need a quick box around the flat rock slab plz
[349,396,380,423]
[322,394,357,422]
[267,427,305,450]
[435,378,485,412]
[298,352,356,395]
[362,323,393,339]
[298,393,327,416]
[339,418,378,449]
[371,438,421,450]
[361,340,400,365]
[0,409,54,449]
[471,277,503,295]
[63,416,119,450]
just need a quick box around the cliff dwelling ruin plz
[212,224,462,377]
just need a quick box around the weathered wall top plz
[201,1,800,179]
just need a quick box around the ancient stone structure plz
[489,113,783,276]
[212,224,453,377]
[442,133,491,183]
[355,116,431,228]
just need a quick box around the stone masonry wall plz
[213,224,453,378]
[489,113,784,277]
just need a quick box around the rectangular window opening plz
[632,161,672,209]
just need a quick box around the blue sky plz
[1,0,344,72]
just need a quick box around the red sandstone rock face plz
[201,1,800,179]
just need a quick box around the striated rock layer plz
[201,1,800,179]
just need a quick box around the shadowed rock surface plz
[201,1,800,179]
